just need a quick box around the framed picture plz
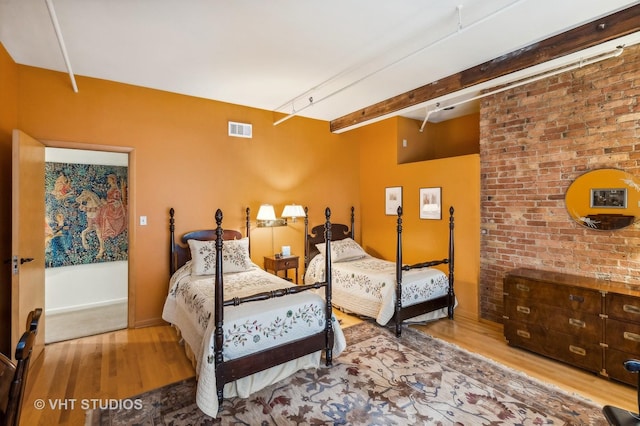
[420,187,442,219]
[385,186,402,215]
[590,188,627,208]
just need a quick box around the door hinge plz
[12,255,18,275]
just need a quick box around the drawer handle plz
[516,284,530,292]
[569,345,586,356]
[516,305,530,314]
[516,330,530,339]
[623,332,640,342]
[623,304,640,315]
[568,318,586,328]
[569,294,584,303]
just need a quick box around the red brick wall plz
[479,44,640,323]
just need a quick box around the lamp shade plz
[256,204,277,221]
[281,204,306,219]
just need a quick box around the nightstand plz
[263,255,299,284]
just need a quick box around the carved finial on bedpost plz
[304,207,309,267]
[396,206,403,243]
[169,208,175,237]
[246,207,251,254]
[448,206,455,319]
[324,207,332,265]
[396,205,403,337]
[169,208,176,277]
[214,209,225,374]
[324,207,333,365]
[350,206,355,239]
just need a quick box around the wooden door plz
[11,130,45,361]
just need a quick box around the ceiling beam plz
[329,4,640,133]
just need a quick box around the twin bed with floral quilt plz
[304,206,456,337]
[162,207,345,417]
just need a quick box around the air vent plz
[228,121,252,138]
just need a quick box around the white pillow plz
[221,238,252,273]
[188,237,252,276]
[316,238,366,262]
[188,239,217,275]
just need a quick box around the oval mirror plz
[566,168,639,230]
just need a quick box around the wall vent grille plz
[228,121,252,138]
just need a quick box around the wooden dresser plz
[503,268,640,385]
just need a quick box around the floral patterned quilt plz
[162,261,346,417]
[305,253,452,325]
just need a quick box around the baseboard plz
[133,317,168,328]
[46,298,128,316]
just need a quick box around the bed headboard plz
[169,207,250,276]
[304,206,354,267]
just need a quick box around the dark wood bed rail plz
[394,205,455,336]
[168,207,335,409]
[222,281,331,307]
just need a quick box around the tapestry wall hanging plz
[45,162,128,268]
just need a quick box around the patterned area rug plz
[86,321,606,425]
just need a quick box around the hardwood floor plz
[21,325,195,426]
[20,312,635,425]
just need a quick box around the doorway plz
[44,147,129,343]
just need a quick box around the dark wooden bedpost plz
[395,206,403,337]
[245,207,251,255]
[213,209,225,404]
[350,206,355,239]
[448,206,455,319]
[304,206,309,267]
[169,208,176,277]
[324,207,334,366]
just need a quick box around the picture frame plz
[420,187,442,219]
[385,186,402,215]
[590,188,627,208]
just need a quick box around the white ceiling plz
[1,1,639,129]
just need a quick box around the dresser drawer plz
[504,300,602,341]
[606,293,640,324]
[504,321,602,373]
[604,348,639,386]
[605,318,640,353]
[504,277,601,314]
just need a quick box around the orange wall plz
[345,118,480,319]
[13,64,359,326]
[0,43,18,354]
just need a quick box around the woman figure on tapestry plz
[97,174,127,241]
[45,212,72,266]
[76,174,127,259]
